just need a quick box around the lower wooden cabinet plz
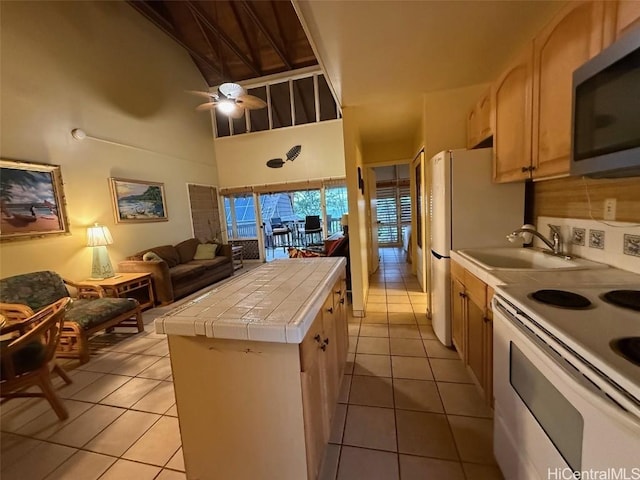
[450,261,493,405]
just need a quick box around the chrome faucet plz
[507,224,567,256]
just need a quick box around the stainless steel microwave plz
[571,26,640,178]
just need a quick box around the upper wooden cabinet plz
[492,44,533,183]
[604,0,640,46]
[531,1,605,179]
[466,88,492,149]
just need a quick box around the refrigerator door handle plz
[431,249,449,260]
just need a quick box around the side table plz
[78,272,155,310]
[231,245,244,271]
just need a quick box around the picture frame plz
[109,177,168,223]
[0,159,70,241]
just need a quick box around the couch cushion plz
[0,339,45,379]
[0,271,69,311]
[188,257,229,270]
[169,263,207,282]
[65,298,138,330]
[175,238,200,264]
[150,245,180,267]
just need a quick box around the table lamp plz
[87,223,114,279]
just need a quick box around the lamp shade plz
[87,224,113,247]
[341,214,349,227]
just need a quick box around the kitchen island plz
[155,258,347,480]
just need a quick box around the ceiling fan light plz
[217,99,236,114]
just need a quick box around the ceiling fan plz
[266,145,302,168]
[189,82,267,118]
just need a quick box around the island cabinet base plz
[167,278,348,480]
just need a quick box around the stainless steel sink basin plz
[457,248,607,271]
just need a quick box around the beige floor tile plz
[338,374,352,403]
[342,405,396,452]
[386,289,408,297]
[132,381,176,414]
[389,338,426,357]
[109,336,164,355]
[438,383,493,418]
[45,450,116,480]
[84,409,160,456]
[348,336,358,353]
[349,375,394,408]
[144,341,170,357]
[109,354,162,376]
[0,398,54,433]
[429,359,474,384]
[367,294,387,304]
[48,404,125,448]
[386,295,411,304]
[156,470,187,480]
[361,312,388,324]
[57,370,106,398]
[165,405,179,417]
[348,323,360,336]
[448,415,496,464]
[385,282,406,290]
[423,339,459,359]
[391,356,433,381]
[0,432,42,471]
[0,438,76,480]
[166,447,185,471]
[353,354,392,377]
[78,352,133,374]
[366,303,388,313]
[396,410,458,460]
[16,399,93,439]
[356,337,390,355]
[387,303,415,314]
[123,416,181,466]
[359,324,389,338]
[329,403,348,444]
[345,353,355,374]
[419,325,437,340]
[99,459,161,480]
[408,293,428,302]
[318,444,341,480]
[393,379,444,413]
[387,313,416,325]
[70,374,131,403]
[100,377,161,408]
[463,462,505,480]
[399,455,465,480]
[337,446,399,480]
[137,357,173,380]
[388,325,421,339]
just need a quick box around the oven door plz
[493,299,640,480]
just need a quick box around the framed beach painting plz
[0,159,70,241]
[109,177,168,223]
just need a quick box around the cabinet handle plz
[314,334,322,343]
[324,337,329,345]
[327,307,334,314]
[340,298,345,305]
[335,289,341,294]
[320,342,327,351]
[521,166,529,173]
[459,292,467,298]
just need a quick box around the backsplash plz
[535,216,640,275]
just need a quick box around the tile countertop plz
[155,257,346,344]
[450,250,640,289]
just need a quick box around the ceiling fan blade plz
[196,101,218,111]
[267,158,285,168]
[219,82,246,99]
[228,106,245,119]
[286,145,302,161]
[186,90,217,99]
[236,94,267,110]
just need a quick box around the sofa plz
[118,238,234,305]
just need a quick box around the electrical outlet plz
[604,198,616,221]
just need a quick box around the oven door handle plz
[495,301,640,427]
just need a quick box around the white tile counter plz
[155,257,346,343]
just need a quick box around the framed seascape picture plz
[109,177,168,223]
[0,159,70,241]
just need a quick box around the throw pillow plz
[143,251,163,262]
[193,243,218,260]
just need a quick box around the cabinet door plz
[466,107,479,149]
[301,356,327,480]
[477,89,492,144]
[493,44,534,183]
[466,298,485,390]
[604,0,640,46]
[322,295,340,415]
[483,315,494,407]
[333,281,348,368]
[532,1,605,179]
[451,277,466,359]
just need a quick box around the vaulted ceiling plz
[128,0,318,87]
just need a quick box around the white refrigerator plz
[429,148,524,346]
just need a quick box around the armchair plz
[1,297,72,420]
[0,271,142,364]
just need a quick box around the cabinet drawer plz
[300,313,323,373]
[451,260,465,282]
[486,286,495,320]
[464,270,487,310]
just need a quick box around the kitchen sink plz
[457,247,607,271]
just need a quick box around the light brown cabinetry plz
[450,261,493,404]
[466,88,492,149]
[604,0,640,46]
[492,44,534,183]
[532,1,605,179]
[168,277,347,480]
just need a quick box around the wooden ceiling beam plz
[240,1,292,69]
[186,1,261,77]
[229,1,261,72]
[127,1,223,77]
[188,5,228,78]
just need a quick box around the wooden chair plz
[304,215,323,245]
[1,298,72,420]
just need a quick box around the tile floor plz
[1,248,504,480]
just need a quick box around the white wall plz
[214,120,345,187]
[0,1,217,279]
